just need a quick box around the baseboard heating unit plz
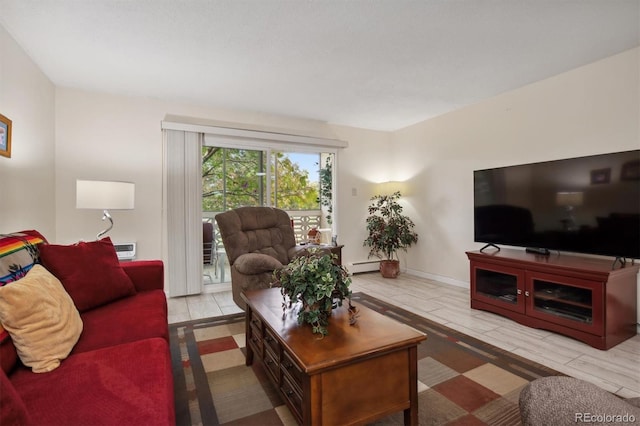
[346,260,380,274]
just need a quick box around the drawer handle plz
[285,389,294,397]
[266,359,273,365]
[265,336,272,342]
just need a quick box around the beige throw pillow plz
[0,265,83,373]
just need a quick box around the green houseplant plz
[272,249,352,336]
[318,156,333,225]
[363,191,419,278]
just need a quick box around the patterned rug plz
[170,292,561,426]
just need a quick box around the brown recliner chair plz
[215,207,308,310]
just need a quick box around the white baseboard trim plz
[405,268,469,289]
[346,260,380,274]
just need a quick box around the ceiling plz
[1,1,638,131]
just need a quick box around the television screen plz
[474,150,640,259]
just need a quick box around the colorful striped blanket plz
[0,231,47,286]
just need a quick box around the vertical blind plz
[164,130,203,297]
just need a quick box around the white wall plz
[0,25,56,237]
[329,125,392,264]
[394,47,639,294]
[54,88,386,262]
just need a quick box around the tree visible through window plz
[202,147,331,213]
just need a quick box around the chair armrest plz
[234,253,283,275]
[288,245,308,260]
[121,260,164,292]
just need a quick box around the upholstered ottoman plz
[519,376,640,426]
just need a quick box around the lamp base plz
[97,210,114,240]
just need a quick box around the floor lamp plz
[76,180,135,240]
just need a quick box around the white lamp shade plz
[76,180,135,210]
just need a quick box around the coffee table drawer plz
[264,327,280,356]
[249,312,263,335]
[248,325,263,357]
[281,350,303,392]
[264,347,280,384]
[281,374,303,421]
[248,335,262,358]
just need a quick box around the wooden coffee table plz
[242,288,427,425]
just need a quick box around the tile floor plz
[166,271,640,398]
[167,282,240,323]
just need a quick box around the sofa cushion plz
[40,237,136,312]
[0,325,18,374]
[0,230,47,286]
[0,370,31,426]
[10,338,175,426]
[0,265,83,373]
[73,290,169,354]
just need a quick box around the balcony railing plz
[203,210,327,244]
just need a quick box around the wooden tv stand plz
[466,249,639,350]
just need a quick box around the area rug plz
[170,292,561,426]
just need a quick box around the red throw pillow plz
[39,237,136,312]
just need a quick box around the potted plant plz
[363,191,418,278]
[272,248,352,337]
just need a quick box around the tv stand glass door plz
[526,271,603,335]
[472,264,525,314]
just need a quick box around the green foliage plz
[273,154,319,210]
[201,147,265,210]
[201,147,320,211]
[273,249,352,336]
[318,156,333,224]
[363,191,418,261]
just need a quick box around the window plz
[202,145,335,242]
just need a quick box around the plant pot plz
[380,260,400,278]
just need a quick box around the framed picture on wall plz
[0,114,11,158]
[621,159,640,181]
[590,168,610,185]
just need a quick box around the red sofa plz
[0,232,175,426]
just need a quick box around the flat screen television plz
[473,150,640,259]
